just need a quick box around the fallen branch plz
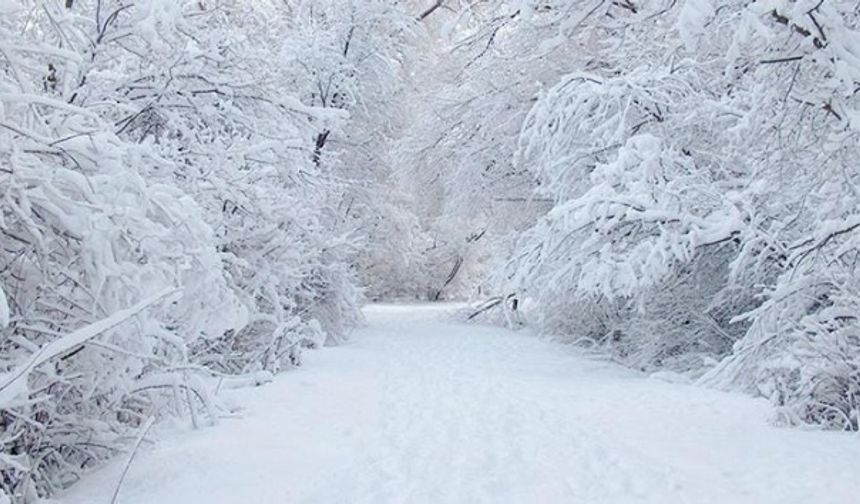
[467,293,517,320]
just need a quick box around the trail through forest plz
[61,305,860,504]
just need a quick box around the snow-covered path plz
[62,304,860,504]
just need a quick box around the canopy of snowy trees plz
[498,0,860,434]
[2,0,859,501]
[404,0,860,432]
[0,0,412,499]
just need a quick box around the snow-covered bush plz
[0,1,392,500]
[500,0,860,429]
[0,3,252,497]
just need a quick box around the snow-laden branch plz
[0,288,178,406]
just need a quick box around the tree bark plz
[312,130,330,167]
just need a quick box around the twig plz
[110,416,156,504]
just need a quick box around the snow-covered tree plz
[5,1,860,501]
[0,1,381,500]
[503,0,860,430]
[0,2,245,498]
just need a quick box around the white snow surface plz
[60,304,860,504]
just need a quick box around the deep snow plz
[60,304,860,504]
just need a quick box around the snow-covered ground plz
[60,304,860,504]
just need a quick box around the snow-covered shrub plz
[0,2,253,498]
[0,1,383,500]
[696,0,860,430]
[605,247,754,373]
[66,0,366,353]
[502,0,860,429]
[0,58,239,504]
